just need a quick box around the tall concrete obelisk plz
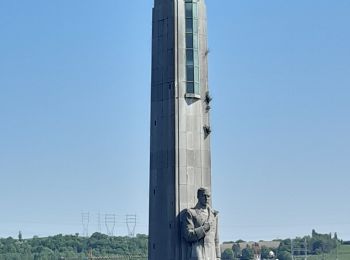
[149,0,212,259]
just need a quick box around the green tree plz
[241,246,254,260]
[334,232,338,241]
[278,239,291,253]
[277,250,292,260]
[232,243,242,258]
[261,246,271,259]
[222,248,234,260]
[0,233,148,258]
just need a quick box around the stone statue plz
[181,187,221,260]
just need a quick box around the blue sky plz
[0,0,349,242]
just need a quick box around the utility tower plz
[97,211,102,233]
[291,238,308,260]
[81,212,90,237]
[104,214,116,236]
[149,0,212,259]
[126,214,137,237]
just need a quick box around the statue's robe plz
[181,205,220,260]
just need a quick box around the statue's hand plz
[202,221,210,232]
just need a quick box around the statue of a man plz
[181,187,221,260]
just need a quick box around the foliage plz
[0,229,343,260]
[260,246,275,259]
[232,243,241,258]
[277,250,292,260]
[309,230,337,254]
[222,248,234,260]
[0,233,148,259]
[241,246,254,260]
[276,230,338,260]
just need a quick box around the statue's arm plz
[215,213,221,259]
[181,210,206,242]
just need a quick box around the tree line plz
[0,232,147,260]
[0,229,346,260]
[222,229,342,260]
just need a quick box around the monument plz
[149,0,219,259]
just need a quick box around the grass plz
[338,244,350,260]
[304,245,350,260]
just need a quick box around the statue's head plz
[197,187,211,207]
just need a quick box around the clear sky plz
[0,0,349,242]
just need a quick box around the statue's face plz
[198,191,210,207]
